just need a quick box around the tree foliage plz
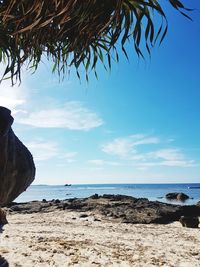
[0,0,190,83]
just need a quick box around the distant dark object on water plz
[166,192,189,201]
[179,216,199,228]
[188,186,200,189]
[64,184,71,186]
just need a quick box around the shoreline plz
[15,183,200,207]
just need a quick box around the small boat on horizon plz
[64,184,71,187]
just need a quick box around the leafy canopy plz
[0,0,190,83]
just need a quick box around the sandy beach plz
[1,206,200,267]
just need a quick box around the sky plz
[0,1,200,185]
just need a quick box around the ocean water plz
[16,183,200,205]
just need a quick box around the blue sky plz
[0,0,200,184]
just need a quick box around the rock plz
[0,208,8,225]
[91,194,99,199]
[0,107,35,206]
[197,201,200,207]
[6,194,200,225]
[79,213,88,218]
[94,218,101,222]
[0,256,9,267]
[102,194,137,201]
[177,193,189,201]
[166,192,189,201]
[179,216,199,228]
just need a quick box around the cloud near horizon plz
[100,135,197,169]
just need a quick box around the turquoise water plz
[16,183,200,205]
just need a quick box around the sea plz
[16,183,200,206]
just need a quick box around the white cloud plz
[88,159,122,166]
[141,149,197,168]
[0,80,103,132]
[26,140,77,163]
[101,135,197,169]
[0,80,26,113]
[60,152,78,159]
[160,160,195,167]
[132,137,160,146]
[132,148,197,169]
[102,138,135,157]
[59,152,77,163]
[147,149,184,161]
[101,134,160,157]
[16,102,103,131]
[26,141,59,161]
[135,159,196,168]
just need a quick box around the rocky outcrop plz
[0,107,35,206]
[6,194,200,225]
[166,192,189,201]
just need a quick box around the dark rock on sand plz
[0,256,9,267]
[196,201,200,207]
[166,192,189,201]
[0,107,35,206]
[6,194,200,225]
[91,194,99,199]
[179,216,199,228]
[54,199,61,204]
[9,201,53,214]
[0,208,8,225]
[79,214,88,218]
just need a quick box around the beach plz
[1,210,200,267]
[1,195,200,267]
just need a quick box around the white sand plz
[0,210,200,267]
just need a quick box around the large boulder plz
[0,107,35,206]
[166,192,189,201]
